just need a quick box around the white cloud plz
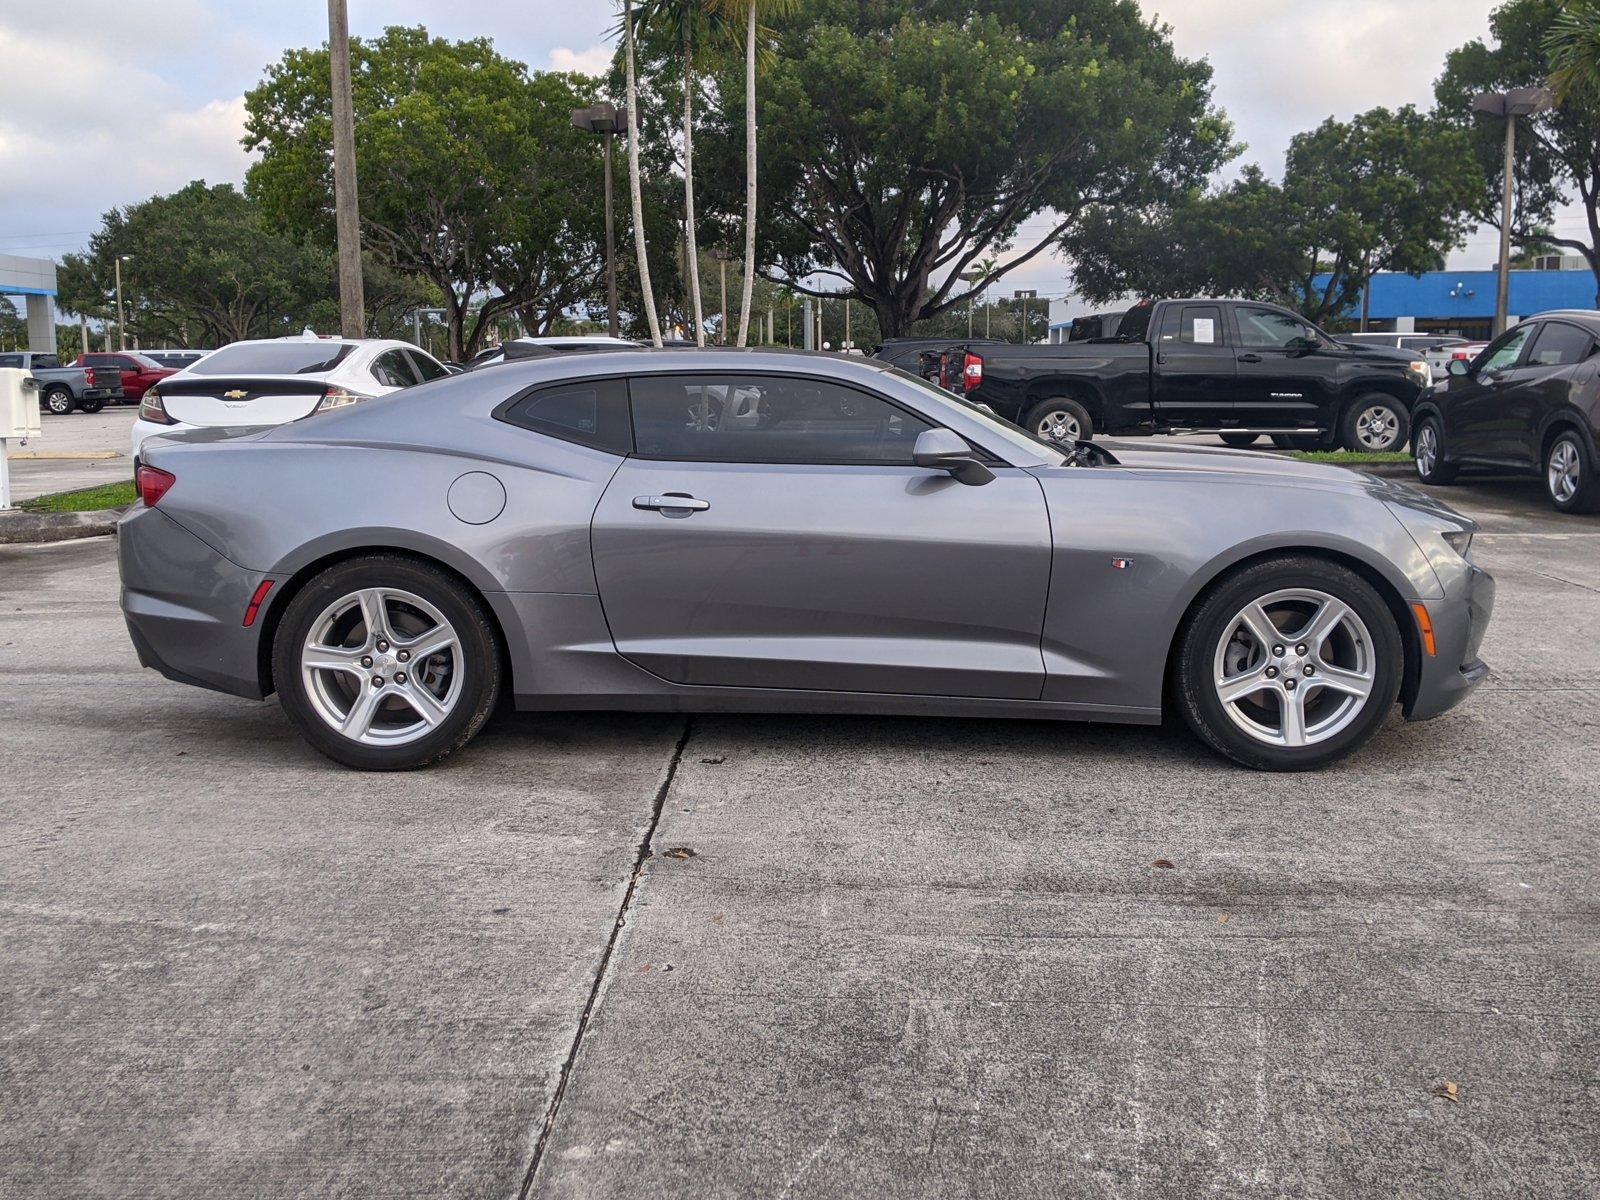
[548,44,613,76]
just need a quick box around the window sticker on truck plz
[1192,318,1215,344]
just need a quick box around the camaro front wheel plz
[271,555,502,770]
[1173,556,1402,771]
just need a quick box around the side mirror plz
[913,427,994,486]
[1447,358,1469,377]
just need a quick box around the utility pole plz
[570,105,624,338]
[114,255,129,350]
[844,298,851,352]
[328,0,366,338]
[1472,86,1553,337]
[1014,289,1037,344]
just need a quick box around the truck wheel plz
[1219,433,1260,448]
[77,395,105,415]
[42,386,74,415]
[1025,398,1094,444]
[1340,394,1410,453]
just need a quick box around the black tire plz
[1219,433,1260,448]
[42,386,75,416]
[1024,397,1094,444]
[1411,415,1457,485]
[1172,555,1403,772]
[271,555,502,770]
[1544,428,1600,514]
[77,395,105,415]
[1339,393,1411,453]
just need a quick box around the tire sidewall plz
[1341,393,1411,453]
[1174,557,1403,771]
[1025,397,1094,443]
[1545,430,1598,514]
[271,556,501,770]
[44,387,74,415]
[1413,415,1455,484]
[78,395,104,414]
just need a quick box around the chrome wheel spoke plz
[339,684,383,739]
[303,645,367,675]
[1279,689,1308,747]
[398,679,449,727]
[356,588,394,644]
[398,626,456,663]
[1217,667,1272,704]
[1299,597,1351,652]
[1237,601,1280,651]
[1313,662,1374,700]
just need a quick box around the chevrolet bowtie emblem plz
[223,389,248,400]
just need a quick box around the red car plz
[75,351,176,402]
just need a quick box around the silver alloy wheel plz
[1414,422,1438,477]
[1355,404,1401,451]
[300,587,463,746]
[1548,437,1581,504]
[45,388,72,415]
[1212,588,1376,749]
[1036,408,1082,443]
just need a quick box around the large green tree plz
[1066,106,1479,326]
[1437,0,1600,305]
[687,0,1234,338]
[244,27,607,360]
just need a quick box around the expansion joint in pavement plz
[515,716,694,1199]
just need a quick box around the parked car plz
[940,298,1431,452]
[143,349,211,371]
[131,336,452,470]
[1340,332,1469,382]
[1066,312,1125,342]
[870,337,1002,382]
[466,335,642,370]
[0,351,124,414]
[1411,310,1600,513]
[120,349,1491,773]
[74,351,177,403]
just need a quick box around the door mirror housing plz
[913,427,994,486]
[1447,358,1470,377]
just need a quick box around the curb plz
[0,507,126,546]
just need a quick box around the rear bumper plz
[118,506,268,700]
[1404,560,1495,721]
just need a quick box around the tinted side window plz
[85,354,113,367]
[1159,304,1224,347]
[0,355,20,368]
[370,350,418,388]
[629,374,933,464]
[498,378,632,454]
[1236,307,1318,349]
[406,350,449,382]
[34,354,59,368]
[1526,322,1593,368]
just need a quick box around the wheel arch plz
[1024,377,1105,422]
[1537,410,1598,462]
[254,537,515,698]
[1161,542,1423,718]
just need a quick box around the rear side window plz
[1158,304,1225,346]
[1526,321,1593,368]
[370,350,418,388]
[0,355,20,368]
[406,350,449,382]
[628,373,932,464]
[497,378,632,454]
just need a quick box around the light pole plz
[114,255,131,350]
[1014,289,1037,344]
[960,271,981,337]
[708,248,732,345]
[570,104,625,338]
[1471,86,1554,337]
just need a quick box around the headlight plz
[139,386,177,426]
[1408,360,1430,380]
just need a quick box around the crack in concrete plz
[515,716,693,1199]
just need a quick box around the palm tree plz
[621,0,664,346]
[1548,1,1600,107]
[716,0,796,347]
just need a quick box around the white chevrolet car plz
[131,335,452,469]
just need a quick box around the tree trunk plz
[624,0,663,346]
[735,2,757,347]
[683,35,704,346]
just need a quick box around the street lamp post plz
[1472,86,1555,337]
[114,254,131,351]
[1014,289,1037,344]
[570,104,626,338]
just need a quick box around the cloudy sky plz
[0,0,1531,311]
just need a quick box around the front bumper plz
[1404,559,1494,721]
[119,505,269,700]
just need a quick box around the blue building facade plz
[1314,268,1597,339]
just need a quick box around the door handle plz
[1237,353,1263,363]
[633,493,710,513]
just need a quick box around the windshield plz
[189,342,356,376]
[884,366,1068,463]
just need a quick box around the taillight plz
[1451,349,1471,360]
[962,351,983,393]
[139,386,176,425]
[314,385,372,414]
[136,464,175,507]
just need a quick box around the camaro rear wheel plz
[1545,430,1600,514]
[271,555,501,770]
[1025,397,1094,444]
[1173,556,1402,771]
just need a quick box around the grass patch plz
[22,479,137,513]
[1288,450,1410,465]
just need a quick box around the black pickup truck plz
[941,298,1431,452]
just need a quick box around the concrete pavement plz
[4,405,136,501]
[1,477,1596,1198]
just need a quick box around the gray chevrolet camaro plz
[119,349,1494,772]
